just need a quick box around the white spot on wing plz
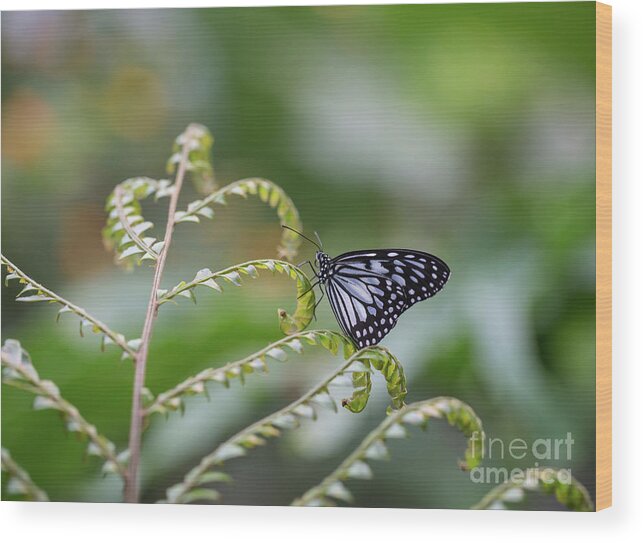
[369,261,388,274]
[391,274,406,286]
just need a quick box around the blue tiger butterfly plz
[284,226,450,349]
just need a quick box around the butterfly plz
[284,226,450,349]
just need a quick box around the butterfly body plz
[313,249,450,349]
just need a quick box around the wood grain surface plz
[595,1,612,512]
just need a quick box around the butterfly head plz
[315,251,331,281]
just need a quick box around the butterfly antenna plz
[314,231,323,251]
[281,225,322,251]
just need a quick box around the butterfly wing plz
[325,268,408,349]
[335,249,450,307]
[324,249,450,348]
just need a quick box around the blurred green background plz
[2,2,596,509]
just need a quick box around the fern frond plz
[342,347,407,413]
[144,330,354,418]
[1,448,49,501]
[102,177,173,267]
[1,340,128,479]
[144,332,406,421]
[162,362,349,504]
[175,178,302,261]
[292,397,484,506]
[103,125,218,269]
[113,184,161,260]
[167,123,217,195]
[162,347,401,504]
[157,259,316,335]
[471,467,594,512]
[1,255,137,359]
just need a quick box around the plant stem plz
[123,132,192,503]
[156,258,303,304]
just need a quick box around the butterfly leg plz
[298,280,320,300]
[297,260,318,280]
[311,289,325,321]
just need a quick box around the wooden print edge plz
[595,0,612,512]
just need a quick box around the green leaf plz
[325,481,353,502]
[364,440,389,461]
[258,182,270,202]
[178,289,197,304]
[502,488,525,503]
[286,339,304,353]
[196,471,233,485]
[272,413,299,430]
[182,488,221,504]
[384,423,408,439]
[86,442,103,457]
[33,396,57,410]
[4,270,19,286]
[221,271,242,286]
[202,278,222,291]
[401,411,425,426]
[346,460,373,480]
[266,347,287,361]
[312,391,337,412]
[127,338,142,351]
[101,460,120,475]
[175,211,200,224]
[197,207,214,219]
[292,403,315,419]
[16,294,52,303]
[212,443,246,463]
[132,221,154,235]
[341,374,371,413]
[119,245,144,259]
[7,477,28,495]
[243,264,259,278]
[17,284,38,296]
[165,484,187,504]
